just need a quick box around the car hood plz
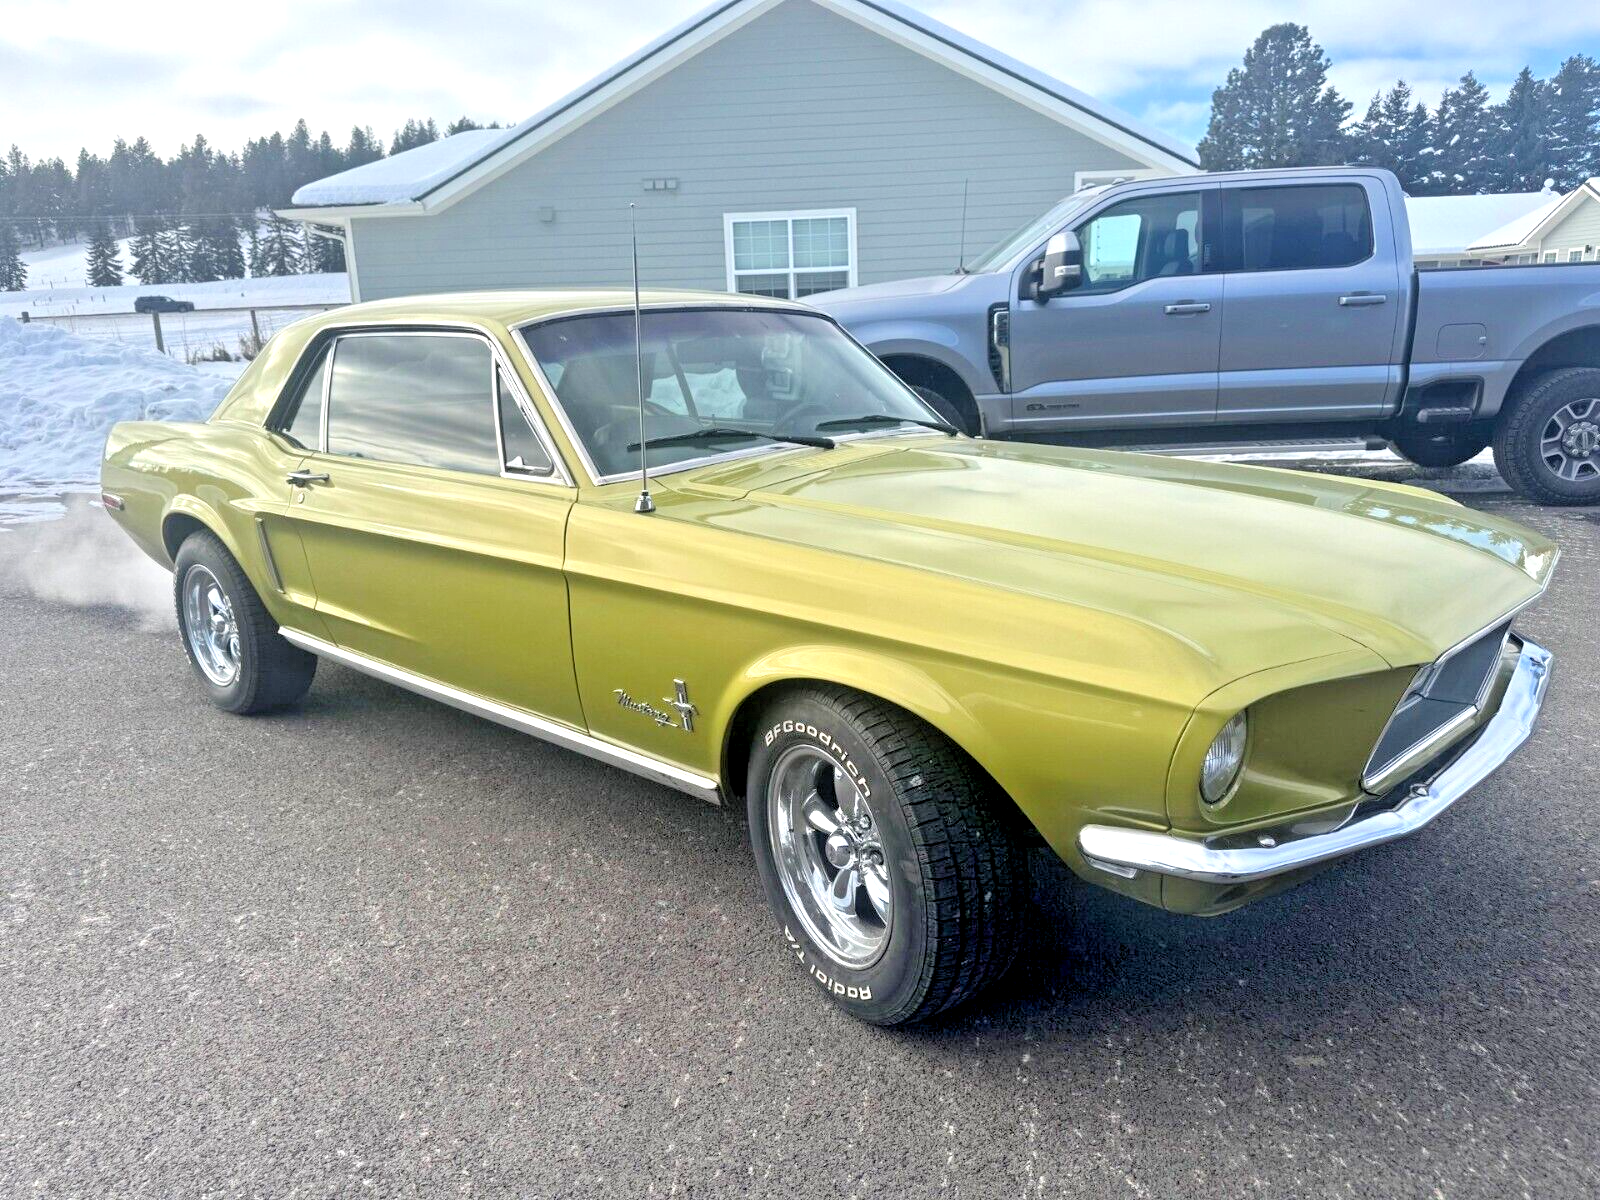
[667,438,1556,671]
[807,273,971,309]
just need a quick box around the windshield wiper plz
[627,426,835,453]
[814,413,960,437]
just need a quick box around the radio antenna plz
[956,178,970,273]
[630,202,654,515]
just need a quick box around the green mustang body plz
[103,290,1556,975]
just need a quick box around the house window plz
[724,209,856,299]
[1567,249,1583,263]
[1543,251,1558,263]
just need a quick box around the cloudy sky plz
[6,0,1600,161]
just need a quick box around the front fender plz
[848,321,992,400]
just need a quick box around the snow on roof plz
[1466,182,1599,252]
[289,0,1196,211]
[1404,191,1555,257]
[292,130,505,207]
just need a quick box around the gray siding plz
[351,0,1158,299]
[1542,193,1600,257]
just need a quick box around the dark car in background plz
[133,295,196,314]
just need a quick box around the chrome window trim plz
[277,627,721,804]
[295,322,574,488]
[1360,575,1556,793]
[511,302,953,488]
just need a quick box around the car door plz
[283,328,584,727]
[1217,180,1405,421]
[1006,185,1221,431]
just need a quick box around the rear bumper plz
[1077,639,1552,886]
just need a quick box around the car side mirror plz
[1032,231,1082,302]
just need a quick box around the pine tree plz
[162,224,191,282]
[202,216,245,279]
[255,213,303,276]
[1547,55,1600,189]
[390,118,439,154]
[246,221,265,277]
[345,126,384,168]
[1352,81,1429,187]
[306,225,346,273]
[0,220,26,290]
[1491,68,1553,192]
[85,224,122,286]
[1198,24,1352,170]
[1427,73,1499,193]
[128,221,167,284]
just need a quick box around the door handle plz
[285,470,330,487]
[1338,293,1387,307]
[1163,302,1212,315]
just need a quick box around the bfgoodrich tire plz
[746,686,1025,1025]
[1493,367,1600,505]
[172,530,316,714]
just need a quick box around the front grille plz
[1362,620,1512,791]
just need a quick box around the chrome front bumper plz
[1077,639,1553,886]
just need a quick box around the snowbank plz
[0,317,236,495]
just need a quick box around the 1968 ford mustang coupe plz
[102,290,1557,1025]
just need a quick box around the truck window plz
[1224,184,1372,272]
[1074,191,1202,291]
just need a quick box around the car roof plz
[309,288,811,329]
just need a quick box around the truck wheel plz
[1388,427,1489,469]
[1493,368,1600,505]
[173,530,315,713]
[746,686,1025,1025]
[910,386,977,435]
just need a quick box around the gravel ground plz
[2,470,1597,1198]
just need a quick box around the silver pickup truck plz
[812,167,1600,505]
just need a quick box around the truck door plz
[1217,180,1405,422]
[1006,185,1221,431]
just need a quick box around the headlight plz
[1199,711,1248,804]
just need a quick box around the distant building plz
[280,0,1197,302]
[1406,181,1600,268]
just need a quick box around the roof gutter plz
[276,201,426,223]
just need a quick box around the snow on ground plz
[19,234,139,289]
[0,317,243,522]
[0,271,349,363]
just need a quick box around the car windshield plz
[961,191,1100,274]
[519,308,942,479]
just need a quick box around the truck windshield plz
[519,308,943,480]
[962,191,1101,274]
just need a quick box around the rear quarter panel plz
[1412,264,1600,415]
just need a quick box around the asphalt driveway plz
[2,475,1597,1198]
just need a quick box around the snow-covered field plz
[2,260,349,362]
[0,318,244,522]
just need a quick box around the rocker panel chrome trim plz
[1078,639,1552,885]
[278,628,722,803]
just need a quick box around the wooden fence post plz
[151,311,165,355]
[249,308,262,346]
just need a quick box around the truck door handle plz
[1339,293,1387,307]
[1163,302,1211,315]
[285,470,330,487]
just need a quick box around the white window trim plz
[1073,168,1166,192]
[723,208,858,298]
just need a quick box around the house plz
[282,0,1198,302]
[1465,178,1600,264]
[1404,180,1600,268]
[1404,190,1556,268]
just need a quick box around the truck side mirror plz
[1034,231,1082,302]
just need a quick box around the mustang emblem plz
[614,679,697,732]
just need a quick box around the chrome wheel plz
[767,744,892,968]
[181,565,241,686]
[1540,397,1600,482]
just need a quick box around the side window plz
[326,333,500,475]
[497,367,553,475]
[280,344,329,449]
[1074,191,1202,290]
[1226,184,1373,272]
